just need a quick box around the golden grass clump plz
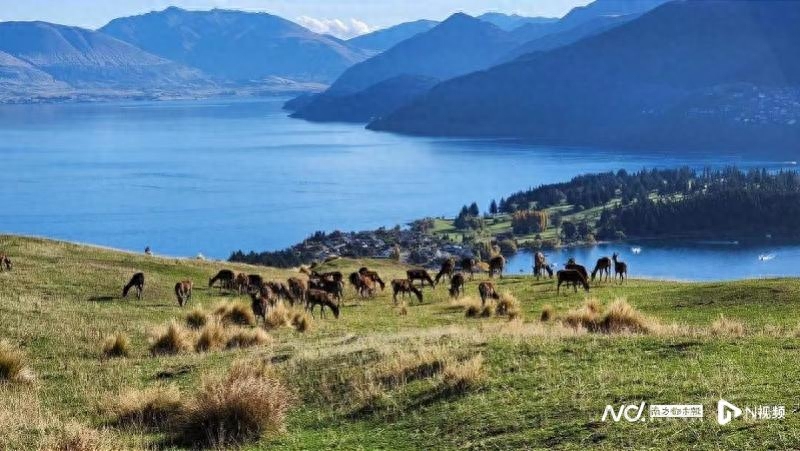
[540,304,555,322]
[495,292,518,316]
[215,302,256,327]
[46,421,115,451]
[480,303,495,318]
[398,302,408,316]
[711,315,746,337]
[185,308,209,329]
[226,328,271,349]
[0,341,34,383]
[195,320,228,352]
[563,299,653,334]
[265,302,290,329]
[376,346,450,388]
[109,385,181,429]
[101,333,130,359]
[175,360,292,448]
[462,297,482,318]
[149,321,192,356]
[290,311,312,333]
[441,354,486,393]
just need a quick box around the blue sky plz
[0,1,592,37]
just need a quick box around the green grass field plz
[1,234,800,450]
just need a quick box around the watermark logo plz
[601,402,647,422]
[717,399,742,425]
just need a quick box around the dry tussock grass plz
[0,341,35,384]
[149,321,192,356]
[711,315,746,337]
[101,333,130,359]
[214,302,256,327]
[290,311,312,333]
[45,421,115,451]
[563,299,654,334]
[226,328,271,349]
[185,308,209,329]
[175,360,292,448]
[495,292,518,317]
[540,304,555,322]
[108,385,181,429]
[265,301,291,329]
[441,354,486,393]
[195,319,228,352]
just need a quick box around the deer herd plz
[2,248,629,325]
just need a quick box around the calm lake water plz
[0,97,797,280]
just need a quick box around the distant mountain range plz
[370,0,800,151]
[101,7,369,84]
[347,20,438,53]
[290,0,670,124]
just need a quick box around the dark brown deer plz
[249,291,269,326]
[287,277,307,305]
[391,279,423,304]
[489,255,505,279]
[613,253,628,284]
[312,271,343,283]
[407,269,436,287]
[174,281,193,307]
[265,281,291,302]
[349,272,376,298]
[122,272,145,300]
[448,272,466,298]
[234,273,248,294]
[591,257,612,282]
[306,289,340,319]
[557,270,590,294]
[247,274,264,292]
[434,258,456,285]
[209,269,235,291]
[478,281,500,305]
[309,278,344,305]
[460,257,477,279]
[0,253,11,272]
[565,259,589,282]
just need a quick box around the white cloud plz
[295,16,374,39]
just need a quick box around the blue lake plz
[0,97,797,280]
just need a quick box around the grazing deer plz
[613,253,628,284]
[247,274,264,292]
[358,267,386,290]
[122,272,145,300]
[287,277,307,305]
[265,281,291,302]
[533,252,553,280]
[407,269,436,287]
[448,272,466,298]
[557,270,590,294]
[478,281,500,305]
[489,255,505,279]
[565,259,589,282]
[249,291,269,326]
[234,273,248,294]
[306,289,340,319]
[391,279,423,304]
[309,278,344,305]
[312,271,343,283]
[174,281,193,307]
[0,254,11,272]
[591,257,612,282]
[209,269,235,291]
[434,258,456,285]
[349,272,376,298]
[460,257,477,279]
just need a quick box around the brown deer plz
[209,269,235,291]
[349,272,376,298]
[265,281,291,302]
[174,281,193,307]
[434,258,456,285]
[565,259,589,282]
[613,253,628,284]
[591,257,612,282]
[460,257,477,279]
[358,267,386,290]
[247,274,264,292]
[287,277,307,305]
[306,289,340,319]
[309,278,344,305]
[0,253,11,271]
[557,270,590,294]
[234,273,248,294]
[249,291,269,326]
[448,272,466,298]
[407,269,436,287]
[478,281,500,305]
[489,255,505,279]
[122,272,145,300]
[391,279,423,304]
[533,252,553,280]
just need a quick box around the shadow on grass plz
[87,295,116,302]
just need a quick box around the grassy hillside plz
[1,235,800,449]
